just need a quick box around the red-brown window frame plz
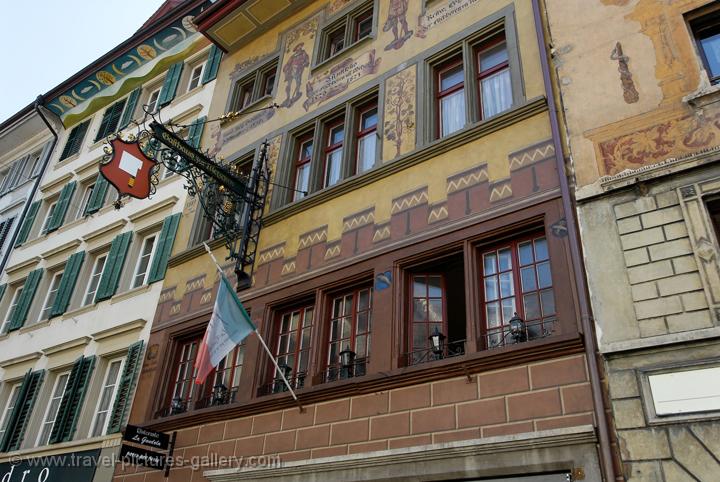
[355,102,378,174]
[475,34,510,120]
[165,335,202,409]
[324,286,373,372]
[293,134,313,201]
[435,56,465,139]
[268,303,315,384]
[478,232,556,348]
[353,11,373,42]
[323,119,345,188]
[408,273,448,355]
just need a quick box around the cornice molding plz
[42,336,91,356]
[5,256,41,276]
[81,219,127,245]
[128,196,179,224]
[0,351,42,369]
[91,318,147,342]
[40,172,74,195]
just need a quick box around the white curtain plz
[325,150,342,187]
[482,69,512,118]
[294,164,310,200]
[357,133,376,173]
[441,89,466,137]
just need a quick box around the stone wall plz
[113,354,593,482]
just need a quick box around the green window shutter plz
[158,62,184,107]
[0,370,44,452]
[49,357,95,444]
[6,269,43,332]
[188,116,207,149]
[49,251,85,317]
[95,100,127,142]
[107,341,144,434]
[95,232,132,302]
[147,213,181,284]
[59,121,90,161]
[119,89,141,130]
[14,201,40,246]
[45,181,76,233]
[202,45,223,84]
[84,174,109,216]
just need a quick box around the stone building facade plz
[113,0,613,481]
[545,0,720,480]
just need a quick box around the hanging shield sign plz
[101,138,157,199]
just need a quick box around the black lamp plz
[212,382,228,405]
[509,312,526,343]
[339,345,356,378]
[170,396,184,414]
[429,326,446,358]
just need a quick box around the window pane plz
[330,125,344,145]
[304,307,314,326]
[498,248,512,271]
[358,289,370,310]
[479,42,509,71]
[501,298,516,322]
[428,299,443,321]
[499,271,514,298]
[486,301,501,327]
[355,334,367,357]
[520,267,537,292]
[537,261,552,289]
[540,289,556,316]
[357,133,376,173]
[518,242,534,266]
[341,316,351,339]
[484,276,498,301]
[701,33,720,77]
[301,327,312,348]
[301,140,313,160]
[535,237,549,261]
[295,163,310,198]
[427,276,442,297]
[483,253,497,275]
[413,299,428,321]
[523,293,541,320]
[441,89,465,136]
[412,324,427,350]
[325,150,342,187]
[413,276,426,297]
[481,69,512,118]
[361,108,378,129]
[357,311,369,333]
[440,64,464,90]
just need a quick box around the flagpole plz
[202,243,304,411]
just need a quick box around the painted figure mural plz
[282,43,310,107]
[384,0,412,50]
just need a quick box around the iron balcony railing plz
[256,371,307,397]
[484,318,556,349]
[404,340,466,366]
[321,357,368,384]
[155,386,240,418]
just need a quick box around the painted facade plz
[0,2,218,481]
[545,0,720,480]
[115,1,607,481]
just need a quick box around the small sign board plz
[120,444,165,469]
[123,424,170,450]
[101,138,157,199]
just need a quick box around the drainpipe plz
[530,1,618,481]
[0,96,58,274]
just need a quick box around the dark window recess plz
[707,197,720,242]
[406,254,466,366]
[319,1,374,62]
[480,234,556,349]
[0,217,15,254]
[95,99,128,142]
[229,59,279,112]
[691,10,720,83]
[59,121,90,160]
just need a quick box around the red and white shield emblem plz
[101,138,157,199]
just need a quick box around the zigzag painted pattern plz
[343,211,375,232]
[200,290,213,304]
[159,289,176,303]
[373,225,391,242]
[428,205,449,224]
[185,276,205,292]
[258,245,285,264]
[489,182,513,202]
[446,167,489,194]
[281,260,296,276]
[509,142,554,171]
[325,244,341,259]
[298,229,328,250]
[170,303,182,315]
[391,190,428,214]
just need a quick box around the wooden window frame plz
[2,286,23,333]
[408,273,448,355]
[475,34,510,120]
[38,270,64,322]
[434,55,466,139]
[323,119,345,188]
[36,371,71,447]
[0,383,21,440]
[83,253,108,306]
[88,357,125,437]
[354,101,378,174]
[317,0,375,64]
[229,58,279,113]
[292,134,314,202]
[267,303,315,387]
[131,233,159,288]
[324,286,373,381]
[478,232,556,349]
[166,336,202,411]
[187,63,205,93]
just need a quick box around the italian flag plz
[195,274,256,385]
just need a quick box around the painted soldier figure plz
[384,0,412,51]
[282,43,310,107]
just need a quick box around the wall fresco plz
[383,0,413,51]
[229,53,275,81]
[416,0,481,39]
[382,65,416,160]
[303,49,382,111]
[611,42,639,104]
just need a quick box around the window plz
[263,304,314,394]
[480,235,555,348]
[406,254,466,365]
[41,202,57,235]
[325,287,372,382]
[318,1,375,62]
[430,30,516,139]
[229,59,279,112]
[95,98,128,142]
[436,57,466,137]
[169,338,200,414]
[84,254,107,305]
[690,9,720,83]
[0,384,21,442]
[76,183,95,220]
[39,271,63,321]
[20,150,43,182]
[188,64,204,92]
[37,372,70,446]
[0,160,24,194]
[324,120,344,188]
[132,234,158,288]
[355,103,378,174]
[2,287,22,333]
[477,35,512,119]
[60,121,90,160]
[195,344,245,409]
[90,358,124,437]
[146,88,162,114]
[293,135,313,201]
